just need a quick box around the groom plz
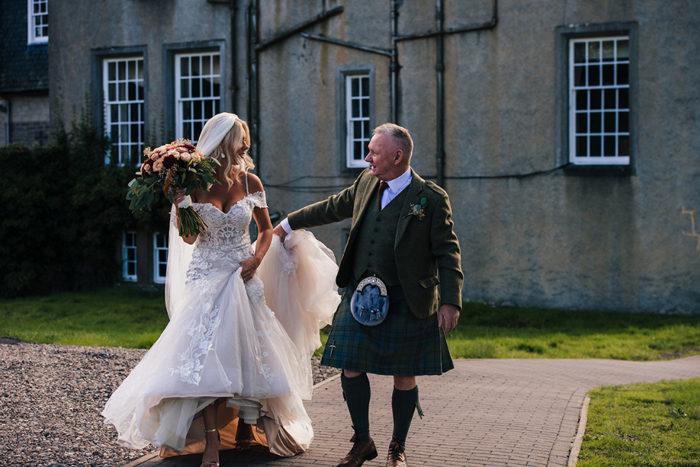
[273,123,463,467]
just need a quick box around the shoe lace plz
[388,441,405,461]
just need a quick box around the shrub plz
[0,114,168,297]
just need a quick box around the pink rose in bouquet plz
[127,139,220,236]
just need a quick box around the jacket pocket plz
[418,276,440,288]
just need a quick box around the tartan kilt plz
[320,280,454,376]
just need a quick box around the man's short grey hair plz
[373,123,413,159]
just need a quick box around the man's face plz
[365,133,397,181]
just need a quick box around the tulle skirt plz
[102,231,339,457]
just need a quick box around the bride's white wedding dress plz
[102,184,339,457]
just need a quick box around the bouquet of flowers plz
[127,139,220,236]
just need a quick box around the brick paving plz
[125,356,700,467]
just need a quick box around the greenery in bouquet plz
[127,139,220,236]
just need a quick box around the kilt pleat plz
[320,282,454,376]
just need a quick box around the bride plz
[102,113,339,467]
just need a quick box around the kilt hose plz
[320,279,454,376]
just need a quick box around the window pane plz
[181,79,189,98]
[590,90,602,110]
[362,98,369,118]
[618,111,629,132]
[576,136,587,157]
[204,100,213,118]
[617,40,629,60]
[617,64,629,85]
[619,88,629,109]
[181,57,189,77]
[602,41,615,61]
[108,83,116,101]
[213,55,220,75]
[574,66,586,87]
[128,60,136,80]
[575,90,587,110]
[192,79,201,98]
[588,42,600,62]
[362,77,369,96]
[604,89,616,109]
[602,64,614,86]
[194,101,202,120]
[576,113,587,133]
[202,55,211,75]
[351,78,359,97]
[192,57,200,76]
[354,141,362,160]
[363,120,370,138]
[590,112,601,133]
[118,61,126,80]
[588,65,600,86]
[353,121,361,138]
[213,77,220,96]
[574,42,586,63]
[352,99,359,118]
[108,62,116,81]
[128,82,136,101]
[590,136,601,156]
[604,136,616,156]
[202,78,211,98]
[618,135,629,155]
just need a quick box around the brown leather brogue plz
[336,435,378,467]
[385,438,408,467]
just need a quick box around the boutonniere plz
[403,198,428,220]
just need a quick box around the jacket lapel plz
[395,168,424,248]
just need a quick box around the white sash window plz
[28,0,48,45]
[153,233,168,284]
[103,57,145,166]
[122,232,137,282]
[175,52,221,143]
[345,74,371,168]
[569,37,630,165]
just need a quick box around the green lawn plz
[578,378,700,467]
[2,289,699,363]
[0,287,168,349]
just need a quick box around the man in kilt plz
[274,123,463,467]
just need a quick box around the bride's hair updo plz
[196,113,254,188]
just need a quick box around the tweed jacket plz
[288,168,463,319]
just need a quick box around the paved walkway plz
[125,356,700,467]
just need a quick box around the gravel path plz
[0,340,340,467]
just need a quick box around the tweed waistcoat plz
[351,186,409,286]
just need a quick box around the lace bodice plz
[186,191,268,284]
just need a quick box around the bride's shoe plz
[200,428,220,467]
[235,422,255,451]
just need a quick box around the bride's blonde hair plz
[206,117,254,188]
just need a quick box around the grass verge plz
[1,290,699,361]
[578,378,700,467]
[0,287,168,349]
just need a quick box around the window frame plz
[163,41,226,143]
[102,56,146,166]
[27,0,48,45]
[122,231,138,282]
[174,51,222,142]
[556,22,638,176]
[337,66,375,174]
[153,232,168,284]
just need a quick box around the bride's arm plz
[172,188,199,245]
[240,175,272,281]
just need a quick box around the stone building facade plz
[0,0,51,147]
[49,0,700,313]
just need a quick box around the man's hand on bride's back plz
[272,224,287,242]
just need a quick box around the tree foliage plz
[0,113,169,297]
